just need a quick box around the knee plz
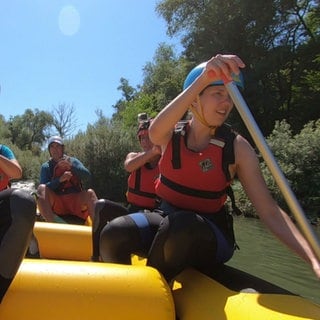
[93,199,107,232]
[36,184,46,197]
[94,199,106,216]
[99,217,132,249]
[100,222,120,245]
[87,189,97,201]
[10,189,36,226]
[100,223,120,258]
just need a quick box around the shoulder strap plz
[134,168,142,190]
[215,124,242,215]
[214,123,236,182]
[171,121,188,169]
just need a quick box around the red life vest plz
[51,157,83,193]
[127,164,159,209]
[155,123,236,214]
[0,168,10,191]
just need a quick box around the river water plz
[226,216,320,305]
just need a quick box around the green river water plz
[226,216,320,305]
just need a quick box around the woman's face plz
[197,85,233,127]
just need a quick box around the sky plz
[0,0,181,133]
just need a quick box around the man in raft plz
[37,136,97,225]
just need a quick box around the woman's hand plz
[204,54,245,83]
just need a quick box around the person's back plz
[37,136,97,225]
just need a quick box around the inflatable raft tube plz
[32,222,320,319]
[33,221,92,260]
[173,268,320,320]
[0,259,175,320]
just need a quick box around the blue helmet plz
[183,62,244,90]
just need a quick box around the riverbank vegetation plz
[1,0,319,221]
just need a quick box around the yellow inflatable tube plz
[32,222,320,320]
[0,259,175,320]
[173,268,320,320]
[33,221,92,260]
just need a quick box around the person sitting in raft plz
[92,116,162,262]
[37,136,97,225]
[0,144,36,303]
[99,54,320,282]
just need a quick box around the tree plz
[68,118,137,200]
[8,109,53,153]
[0,116,11,140]
[52,103,78,138]
[141,43,188,112]
[112,78,138,122]
[234,119,320,219]
[156,0,319,135]
[113,44,188,128]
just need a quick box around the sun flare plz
[58,5,80,36]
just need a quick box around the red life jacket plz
[0,168,10,191]
[51,157,83,193]
[155,123,238,214]
[127,164,159,209]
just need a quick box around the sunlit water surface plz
[226,216,320,305]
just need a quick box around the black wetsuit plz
[0,188,36,302]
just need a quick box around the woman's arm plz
[124,146,161,173]
[234,135,320,278]
[0,155,22,179]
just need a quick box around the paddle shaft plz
[226,82,320,261]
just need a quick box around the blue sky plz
[0,1,180,133]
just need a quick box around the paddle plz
[224,80,320,261]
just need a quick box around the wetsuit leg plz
[147,211,233,282]
[0,189,36,302]
[91,199,129,261]
[99,211,163,264]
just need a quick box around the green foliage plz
[157,0,319,135]
[141,43,188,111]
[0,117,11,139]
[67,117,138,201]
[8,108,53,151]
[235,120,320,219]
[112,44,187,124]
[15,148,47,184]
[117,93,159,128]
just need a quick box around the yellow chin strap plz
[189,95,216,135]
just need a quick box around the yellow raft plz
[0,222,318,320]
